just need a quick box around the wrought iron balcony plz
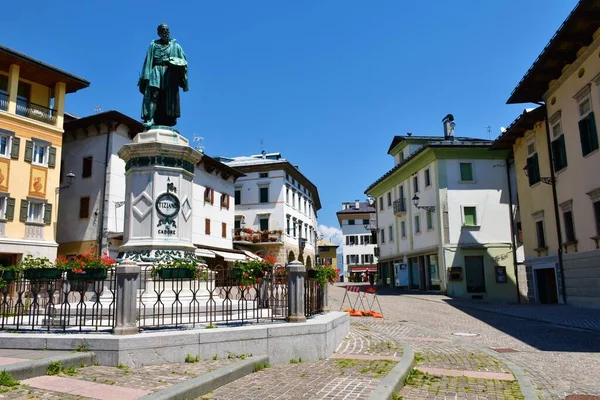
[15,101,57,125]
[0,93,7,111]
[393,198,407,215]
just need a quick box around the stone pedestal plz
[321,284,331,312]
[287,260,306,323]
[114,260,141,335]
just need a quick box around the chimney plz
[442,114,455,141]
[355,199,360,209]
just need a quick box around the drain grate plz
[491,348,519,353]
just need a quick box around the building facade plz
[56,111,247,266]
[316,239,339,277]
[336,200,377,282]
[217,153,321,267]
[495,0,600,307]
[366,118,523,302]
[0,45,89,267]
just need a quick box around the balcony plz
[16,101,57,125]
[233,228,283,244]
[0,93,7,111]
[393,198,407,215]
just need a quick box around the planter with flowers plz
[313,263,339,313]
[150,258,208,280]
[57,252,116,281]
[0,265,20,282]
[231,254,276,286]
[21,255,63,281]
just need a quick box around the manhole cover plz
[491,348,518,353]
[565,396,600,400]
[452,332,479,337]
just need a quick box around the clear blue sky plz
[4,0,577,239]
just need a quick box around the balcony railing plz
[393,198,407,215]
[0,93,7,111]
[233,228,283,244]
[15,101,57,125]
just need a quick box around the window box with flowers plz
[151,258,208,280]
[20,255,64,281]
[56,252,116,281]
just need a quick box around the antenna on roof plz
[486,125,491,140]
[193,135,204,153]
[94,105,102,114]
[260,139,264,153]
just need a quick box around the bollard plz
[113,259,141,335]
[321,284,331,312]
[286,260,306,322]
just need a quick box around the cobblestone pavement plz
[331,284,600,399]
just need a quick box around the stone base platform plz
[0,311,349,368]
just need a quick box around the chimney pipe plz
[355,199,360,209]
[442,114,455,141]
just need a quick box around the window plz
[426,211,433,229]
[204,187,214,204]
[79,197,90,219]
[19,200,50,224]
[0,133,10,158]
[551,122,567,172]
[222,222,227,238]
[563,210,576,243]
[28,202,44,224]
[259,172,268,178]
[15,81,30,117]
[594,201,600,236]
[388,225,394,241]
[285,173,289,181]
[363,219,369,225]
[292,192,296,208]
[380,228,385,243]
[293,220,297,237]
[535,220,546,249]
[401,220,406,238]
[364,235,371,245]
[0,196,10,220]
[413,176,419,193]
[459,163,473,181]
[414,215,421,233]
[379,197,383,211]
[234,219,241,229]
[286,188,289,204]
[387,192,392,207]
[348,219,355,225]
[221,193,230,209]
[259,217,269,231]
[578,97,599,156]
[25,139,56,168]
[235,189,241,205]
[463,206,477,226]
[82,156,93,178]
[259,187,269,203]
[526,140,541,186]
[205,218,211,235]
[425,169,431,187]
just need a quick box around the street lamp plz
[523,165,555,185]
[55,171,75,193]
[411,194,435,213]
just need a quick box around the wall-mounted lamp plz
[55,171,75,193]
[411,194,435,213]
[523,165,555,185]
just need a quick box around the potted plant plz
[313,263,339,288]
[57,252,116,281]
[21,255,63,281]
[151,258,208,280]
[231,254,276,286]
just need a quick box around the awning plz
[195,248,216,258]
[350,266,377,272]
[242,251,262,261]
[212,250,247,262]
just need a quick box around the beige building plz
[0,45,89,267]
[493,0,600,307]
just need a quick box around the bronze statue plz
[138,24,188,128]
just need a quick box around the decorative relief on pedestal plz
[180,197,192,221]
[118,248,202,263]
[132,192,153,219]
[156,179,180,236]
[125,156,194,174]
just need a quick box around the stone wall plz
[563,249,600,308]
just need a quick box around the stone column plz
[286,260,306,323]
[321,284,331,312]
[113,260,140,335]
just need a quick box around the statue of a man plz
[138,24,188,128]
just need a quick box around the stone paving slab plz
[416,367,515,381]
[0,357,28,366]
[22,375,151,399]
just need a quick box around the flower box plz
[157,268,194,280]
[67,269,108,281]
[0,270,19,281]
[24,268,63,281]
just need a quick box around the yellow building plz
[0,45,89,267]
[493,0,600,307]
[317,239,339,272]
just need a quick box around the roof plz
[199,154,246,180]
[387,135,484,154]
[317,239,339,248]
[489,106,546,151]
[336,201,375,215]
[64,110,144,138]
[0,45,89,94]
[507,0,600,104]
[366,139,494,193]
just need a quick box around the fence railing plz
[0,269,116,332]
[0,93,7,111]
[304,275,322,318]
[15,101,57,125]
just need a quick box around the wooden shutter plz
[48,146,57,168]
[589,112,599,152]
[205,218,211,235]
[210,189,214,204]
[10,137,20,160]
[19,199,28,222]
[5,197,15,221]
[24,140,33,163]
[222,222,226,238]
[44,203,52,225]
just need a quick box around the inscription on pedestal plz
[156,180,180,236]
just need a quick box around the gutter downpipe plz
[536,101,567,304]
[505,158,521,304]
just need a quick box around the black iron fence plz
[0,269,116,332]
[305,275,323,318]
[15,101,57,125]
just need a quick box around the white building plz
[336,200,377,281]
[216,152,321,267]
[56,111,248,265]
[365,115,524,302]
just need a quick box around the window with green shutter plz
[24,140,33,163]
[463,206,477,226]
[460,163,473,181]
[578,112,599,156]
[19,199,28,222]
[4,197,15,221]
[551,134,568,172]
[43,203,52,225]
[527,154,541,186]
[10,137,20,160]
[426,211,433,229]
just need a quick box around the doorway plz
[535,268,558,304]
[465,256,486,293]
